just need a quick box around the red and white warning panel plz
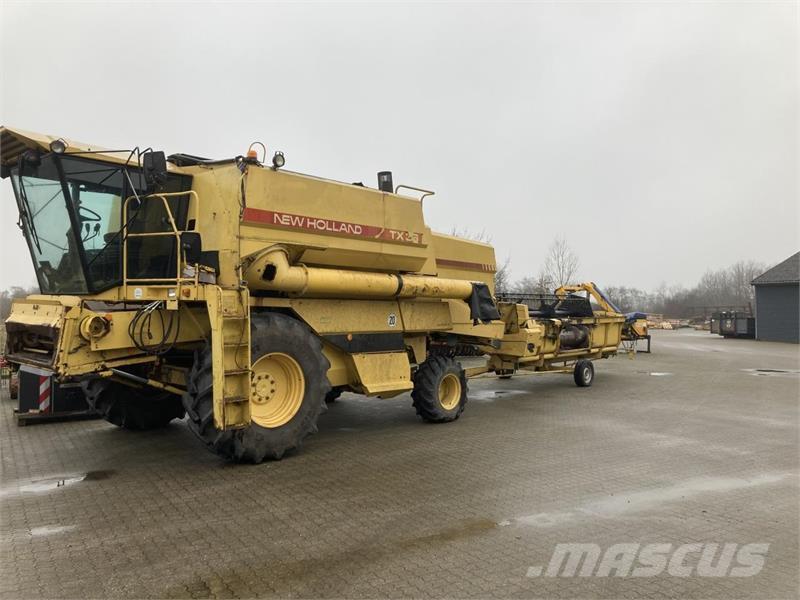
[15,366,97,425]
[37,373,51,413]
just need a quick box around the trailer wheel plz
[573,359,594,387]
[412,355,468,423]
[183,313,330,463]
[81,379,185,430]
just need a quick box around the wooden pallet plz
[14,408,102,426]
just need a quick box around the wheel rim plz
[438,373,462,410]
[583,366,592,383]
[250,352,305,428]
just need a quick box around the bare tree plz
[449,227,491,244]
[512,277,538,295]
[601,259,769,318]
[544,236,579,288]
[533,269,554,293]
[493,256,512,294]
[512,269,553,295]
[729,260,766,305]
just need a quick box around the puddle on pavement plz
[30,524,76,537]
[509,512,575,527]
[5,470,115,496]
[585,473,789,516]
[6,524,78,542]
[469,389,528,401]
[742,368,800,378]
[506,472,791,527]
[84,469,115,480]
[398,518,496,547]
[19,476,87,493]
[635,371,673,376]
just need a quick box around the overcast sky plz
[1,1,797,290]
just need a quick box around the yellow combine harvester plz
[1,127,624,462]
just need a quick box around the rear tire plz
[81,378,185,430]
[573,359,594,387]
[412,355,468,423]
[183,313,330,463]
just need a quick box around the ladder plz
[206,287,251,429]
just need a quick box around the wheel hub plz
[250,352,305,428]
[438,373,462,411]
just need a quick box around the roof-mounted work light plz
[49,138,68,154]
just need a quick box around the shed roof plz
[751,252,800,285]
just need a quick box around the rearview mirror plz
[142,151,168,190]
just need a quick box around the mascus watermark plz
[527,543,769,578]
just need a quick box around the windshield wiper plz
[16,178,42,254]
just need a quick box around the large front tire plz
[183,313,330,463]
[81,379,185,430]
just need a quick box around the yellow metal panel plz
[350,352,413,395]
[6,300,65,329]
[397,300,452,332]
[432,232,496,292]
[322,344,350,387]
[284,299,402,334]
[241,167,429,273]
[444,299,505,339]
[191,168,243,288]
[90,308,208,352]
[404,335,427,365]
[253,298,454,337]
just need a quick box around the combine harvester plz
[1,127,624,462]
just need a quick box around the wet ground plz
[1,329,798,599]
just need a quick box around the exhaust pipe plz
[377,171,393,193]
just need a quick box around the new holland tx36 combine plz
[1,127,624,462]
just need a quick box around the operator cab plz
[3,138,192,294]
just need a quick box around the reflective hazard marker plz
[38,375,51,413]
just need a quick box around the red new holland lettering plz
[243,208,423,246]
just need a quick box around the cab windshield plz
[10,154,189,294]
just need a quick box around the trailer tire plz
[183,313,330,463]
[81,379,185,430]
[412,355,468,423]
[573,359,594,387]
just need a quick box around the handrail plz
[121,190,199,292]
[394,184,435,206]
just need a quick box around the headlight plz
[49,138,68,154]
